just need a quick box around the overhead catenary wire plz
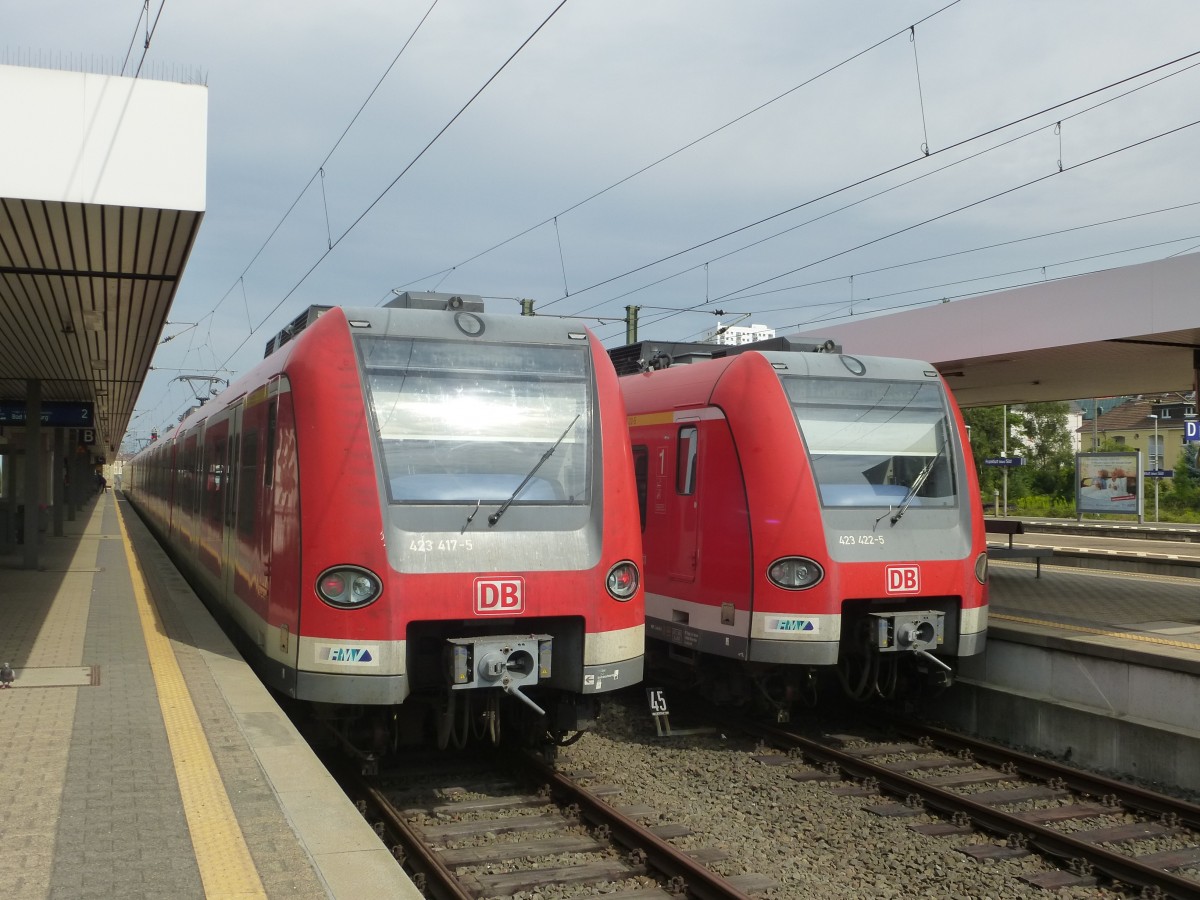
[212,0,572,372]
[135,0,572,434]
[614,199,1200,335]
[131,13,1198,442]
[630,231,1200,344]
[134,0,443,429]
[133,0,168,78]
[388,0,966,293]
[118,1,148,76]
[540,48,1200,314]
[559,52,1200,324]
[705,119,1200,308]
[636,119,1200,339]
[194,0,442,330]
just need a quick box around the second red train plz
[610,337,988,712]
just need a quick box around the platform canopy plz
[793,251,1200,408]
[0,65,207,458]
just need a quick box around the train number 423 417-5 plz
[409,538,474,552]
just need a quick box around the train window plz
[677,427,698,495]
[632,445,648,530]
[226,435,240,529]
[783,377,958,509]
[237,431,258,538]
[206,438,225,525]
[359,337,593,505]
[264,398,277,488]
[184,434,199,518]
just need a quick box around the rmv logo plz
[885,564,920,594]
[474,577,525,615]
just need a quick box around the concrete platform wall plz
[940,634,1200,792]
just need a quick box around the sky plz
[7,0,1200,447]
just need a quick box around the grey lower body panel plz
[297,671,411,705]
[956,628,987,658]
[582,655,643,693]
[749,637,840,665]
[650,616,840,666]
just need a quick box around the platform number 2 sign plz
[646,688,669,717]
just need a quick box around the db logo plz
[474,577,525,615]
[885,564,920,594]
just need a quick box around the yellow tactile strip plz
[990,561,1200,652]
[991,612,1200,651]
[115,503,267,899]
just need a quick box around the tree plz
[1164,443,1200,512]
[961,405,1023,500]
[1017,402,1075,499]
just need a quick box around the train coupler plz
[868,611,945,656]
[445,633,553,699]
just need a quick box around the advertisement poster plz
[1076,452,1142,516]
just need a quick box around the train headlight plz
[606,561,640,601]
[975,551,988,584]
[316,565,383,609]
[767,557,824,590]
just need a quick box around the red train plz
[610,338,988,711]
[126,293,644,751]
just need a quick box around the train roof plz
[140,299,602,455]
[607,335,840,376]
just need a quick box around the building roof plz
[1076,393,1195,434]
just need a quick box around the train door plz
[265,383,301,684]
[669,422,700,582]
[198,416,230,585]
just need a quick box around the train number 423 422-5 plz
[838,534,885,546]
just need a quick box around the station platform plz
[0,492,419,899]
[947,558,1200,792]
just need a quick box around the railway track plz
[339,748,777,899]
[729,712,1200,898]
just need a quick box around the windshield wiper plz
[461,499,482,535]
[887,441,945,527]
[488,414,580,527]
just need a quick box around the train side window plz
[237,431,258,538]
[677,426,698,495]
[264,398,277,488]
[225,435,240,529]
[632,445,648,530]
[191,435,203,517]
[206,438,225,525]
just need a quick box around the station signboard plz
[983,457,1023,466]
[0,400,95,427]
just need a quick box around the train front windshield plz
[359,338,592,505]
[782,376,957,509]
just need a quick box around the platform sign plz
[645,687,669,717]
[983,457,1023,467]
[1187,421,1200,443]
[1075,451,1141,516]
[0,400,94,427]
[1145,469,1174,478]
